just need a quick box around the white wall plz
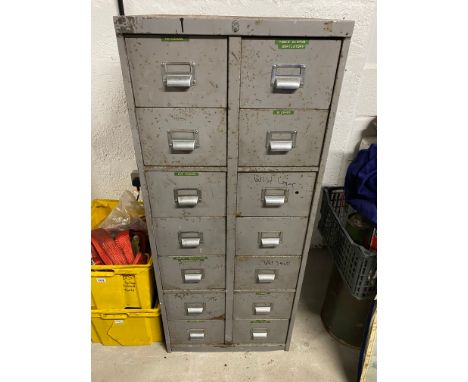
[92,0,377,199]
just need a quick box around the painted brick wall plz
[92,0,376,198]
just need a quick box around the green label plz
[172,256,207,262]
[174,172,199,176]
[273,109,294,116]
[275,39,309,49]
[255,291,271,295]
[187,320,205,323]
[161,37,189,42]
[250,320,271,324]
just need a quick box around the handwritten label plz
[96,278,106,283]
[114,320,124,324]
[172,256,208,262]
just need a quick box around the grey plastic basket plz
[318,187,377,300]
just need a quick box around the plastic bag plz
[98,191,147,232]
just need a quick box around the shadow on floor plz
[300,247,360,382]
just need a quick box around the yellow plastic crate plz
[91,304,163,345]
[91,199,119,229]
[91,258,155,309]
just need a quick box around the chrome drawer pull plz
[171,139,196,152]
[264,195,285,207]
[269,140,293,152]
[174,189,202,208]
[177,195,199,207]
[260,237,281,248]
[271,64,305,91]
[162,62,196,88]
[187,306,204,315]
[180,237,201,248]
[254,306,271,314]
[257,273,276,283]
[189,330,205,340]
[252,330,268,340]
[184,271,203,283]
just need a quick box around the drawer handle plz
[264,195,286,207]
[171,139,197,152]
[186,306,204,315]
[183,271,203,283]
[254,305,271,315]
[260,237,281,248]
[267,131,297,153]
[174,189,202,208]
[271,64,306,91]
[162,62,196,88]
[257,272,276,283]
[180,237,201,248]
[252,330,268,340]
[189,330,205,340]
[168,130,200,152]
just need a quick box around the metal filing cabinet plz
[114,15,353,352]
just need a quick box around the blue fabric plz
[344,144,377,227]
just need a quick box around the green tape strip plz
[161,37,189,42]
[172,256,208,262]
[174,172,199,176]
[255,292,271,295]
[250,320,271,324]
[273,109,294,116]
[275,39,309,49]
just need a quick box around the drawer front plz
[137,108,226,166]
[233,291,295,319]
[126,37,227,107]
[164,291,225,320]
[168,320,225,345]
[236,217,307,256]
[159,255,225,290]
[237,172,316,217]
[153,217,225,256]
[238,109,327,167]
[240,38,341,109]
[146,171,226,217]
[233,319,289,344]
[234,256,301,290]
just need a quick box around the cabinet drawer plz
[153,217,225,256]
[233,319,289,344]
[159,255,225,290]
[126,37,227,107]
[168,320,225,345]
[233,291,295,319]
[164,291,225,320]
[240,38,340,109]
[237,172,316,217]
[234,256,301,290]
[137,108,226,166]
[236,217,307,256]
[146,171,226,218]
[238,109,327,167]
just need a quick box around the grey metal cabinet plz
[115,15,353,352]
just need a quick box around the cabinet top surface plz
[114,15,354,38]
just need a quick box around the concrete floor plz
[92,249,360,382]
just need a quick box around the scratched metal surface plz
[233,291,295,319]
[164,291,225,320]
[236,172,316,217]
[126,37,227,107]
[238,109,328,167]
[159,254,225,290]
[236,216,308,256]
[234,256,301,290]
[233,319,289,344]
[137,108,227,166]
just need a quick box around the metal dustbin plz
[321,264,374,347]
